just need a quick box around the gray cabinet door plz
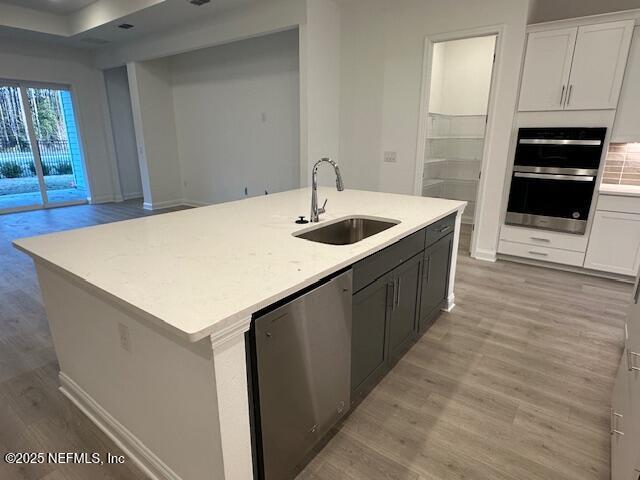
[419,233,453,333]
[388,253,422,363]
[351,272,392,400]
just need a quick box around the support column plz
[210,318,254,480]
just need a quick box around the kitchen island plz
[13,188,466,480]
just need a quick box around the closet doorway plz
[415,31,498,254]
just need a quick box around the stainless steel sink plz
[294,217,400,245]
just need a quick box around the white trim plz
[181,199,210,207]
[414,25,506,261]
[209,332,254,480]
[210,316,251,350]
[473,248,497,262]
[142,199,185,210]
[58,372,182,480]
[122,191,144,201]
[142,198,210,210]
[443,293,455,312]
[89,194,120,204]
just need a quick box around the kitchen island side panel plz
[34,262,226,480]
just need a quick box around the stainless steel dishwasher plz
[253,270,352,480]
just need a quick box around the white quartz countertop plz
[13,188,466,342]
[599,184,640,198]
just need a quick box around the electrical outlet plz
[118,323,131,353]
[384,151,397,163]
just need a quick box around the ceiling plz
[0,0,98,14]
[0,0,260,49]
[74,0,257,45]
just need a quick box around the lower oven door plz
[506,172,596,234]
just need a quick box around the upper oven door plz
[514,127,606,172]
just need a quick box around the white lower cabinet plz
[499,194,640,274]
[584,200,640,276]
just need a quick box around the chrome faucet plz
[310,157,344,222]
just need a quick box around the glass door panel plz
[0,85,43,211]
[26,87,87,205]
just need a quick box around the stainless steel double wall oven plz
[506,127,607,235]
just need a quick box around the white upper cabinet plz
[518,20,634,112]
[518,28,576,112]
[613,27,640,143]
[566,21,634,110]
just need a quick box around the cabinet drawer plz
[353,228,426,293]
[425,213,456,248]
[500,224,588,252]
[498,240,586,266]
[597,194,640,214]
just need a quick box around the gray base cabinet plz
[351,272,392,396]
[351,213,456,403]
[419,233,454,333]
[388,253,423,363]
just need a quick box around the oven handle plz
[519,139,602,146]
[513,172,595,182]
[513,166,598,176]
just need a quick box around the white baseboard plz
[143,199,211,210]
[58,372,182,480]
[181,200,211,208]
[472,248,497,262]
[122,192,144,201]
[89,194,120,204]
[442,294,455,312]
[142,199,186,211]
[497,254,635,283]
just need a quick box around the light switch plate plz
[384,151,397,163]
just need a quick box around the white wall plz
[338,0,529,260]
[127,59,183,209]
[429,36,496,116]
[103,66,143,200]
[300,0,342,187]
[0,36,120,203]
[170,29,300,205]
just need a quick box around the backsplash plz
[603,143,640,186]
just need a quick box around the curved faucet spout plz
[310,157,345,222]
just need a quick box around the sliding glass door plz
[0,84,43,210]
[0,81,88,213]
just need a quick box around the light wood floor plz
[300,222,631,480]
[0,206,631,480]
[0,201,186,480]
